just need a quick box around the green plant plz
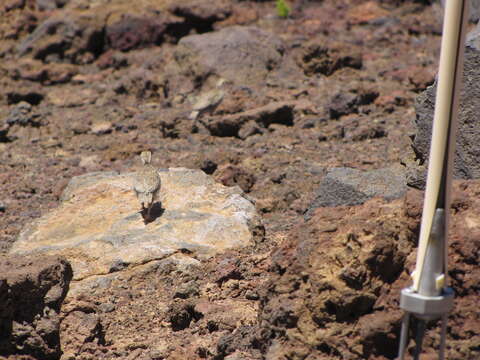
[276,0,290,18]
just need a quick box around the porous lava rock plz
[410,25,480,187]
[0,255,72,359]
[260,180,480,360]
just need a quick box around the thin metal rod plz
[398,313,410,360]
[414,320,426,360]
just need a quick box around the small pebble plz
[245,290,259,300]
[99,303,116,313]
[90,121,113,135]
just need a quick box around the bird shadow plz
[141,202,165,224]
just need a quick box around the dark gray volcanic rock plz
[471,0,480,23]
[466,20,480,50]
[410,25,480,187]
[5,101,41,127]
[440,0,480,23]
[36,0,70,11]
[305,166,406,219]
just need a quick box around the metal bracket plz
[397,209,455,359]
[400,287,454,320]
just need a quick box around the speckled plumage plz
[133,151,161,217]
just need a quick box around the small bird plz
[133,151,161,220]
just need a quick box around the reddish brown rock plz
[60,307,103,358]
[16,13,105,64]
[105,14,172,52]
[0,255,72,359]
[0,1,472,359]
[259,182,480,360]
[346,1,390,25]
[4,59,77,84]
[200,101,308,138]
[328,89,379,120]
[295,39,362,77]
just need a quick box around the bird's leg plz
[147,203,153,220]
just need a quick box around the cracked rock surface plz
[10,168,262,280]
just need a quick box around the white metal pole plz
[412,0,468,292]
[398,0,468,358]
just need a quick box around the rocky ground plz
[0,0,479,359]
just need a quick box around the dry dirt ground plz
[1,0,479,359]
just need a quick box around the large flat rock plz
[10,168,260,280]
